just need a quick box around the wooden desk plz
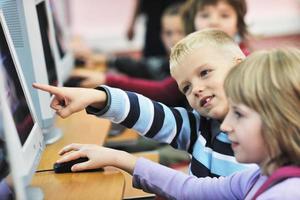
[31,111,125,200]
[106,128,139,144]
[122,151,158,199]
[106,129,158,199]
[37,110,111,169]
[32,170,124,200]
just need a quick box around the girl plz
[55,48,300,199]
[182,0,250,55]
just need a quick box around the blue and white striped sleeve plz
[86,86,201,151]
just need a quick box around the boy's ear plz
[234,57,243,64]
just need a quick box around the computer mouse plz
[53,157,103,173]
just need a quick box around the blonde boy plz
[33,29,252,178]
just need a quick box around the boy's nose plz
[192,85,204,98]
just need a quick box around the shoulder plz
[259,178,300,199]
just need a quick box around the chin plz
[235,155,253,164]
[209,111,225,121]
[235,156,246,163]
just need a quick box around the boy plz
[33,29,252,178]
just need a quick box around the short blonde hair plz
[224,48,300,174]
[170,29,244,69]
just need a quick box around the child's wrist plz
[115,150,137,174]
[89,89,107,109]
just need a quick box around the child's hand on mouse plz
[57,143,138,174]
[32,83,107,118]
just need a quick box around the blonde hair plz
[170,29,244,70]
[224,48,300,174]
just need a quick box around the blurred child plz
[33,29,251,178]
[182,0,250,54]
[55,48,300,199]
[69,2,187,107]
[72,0,250,108]
[126,0,186,58]
[76,3,185,80]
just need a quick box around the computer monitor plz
[0,10,44,199]
[35,0,60,87]
[49,0,74,82]
[0,0,62,144]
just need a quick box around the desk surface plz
[32,170,124,200]
[122,152,158,199]
[37,110,110,170]
[32,111,125,200]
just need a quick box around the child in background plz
[71,0,250,108]
[126,0,186,58]
[33,29,251,178]
[182,0,250,55]
[54,48,300,200]
[75,3,185,80]
[69,3,187,107]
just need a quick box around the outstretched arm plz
[32,83,107,118]
[56,143,249,200]
[57,143,137,174]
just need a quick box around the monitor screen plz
[0,22,34,146]
[52,13,66,59]
[49,0,74,83]
[36,1,58,87]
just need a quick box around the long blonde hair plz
[224,48,300,174]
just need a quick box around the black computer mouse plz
[53,157,103,173]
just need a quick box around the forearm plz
[114,150,137,174]
[86,86,200,151]
[132,158,242,200]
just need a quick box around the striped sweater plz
[86,86,251,177]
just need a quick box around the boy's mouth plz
[200,95,215,107]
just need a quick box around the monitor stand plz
[26,187,44,200]
[43,126,62,145]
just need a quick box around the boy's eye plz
[200,69,211,77]
[182,85,190,94]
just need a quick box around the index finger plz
[56,151,84,164]
[32,83,62,96]
[59,143,84,155]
